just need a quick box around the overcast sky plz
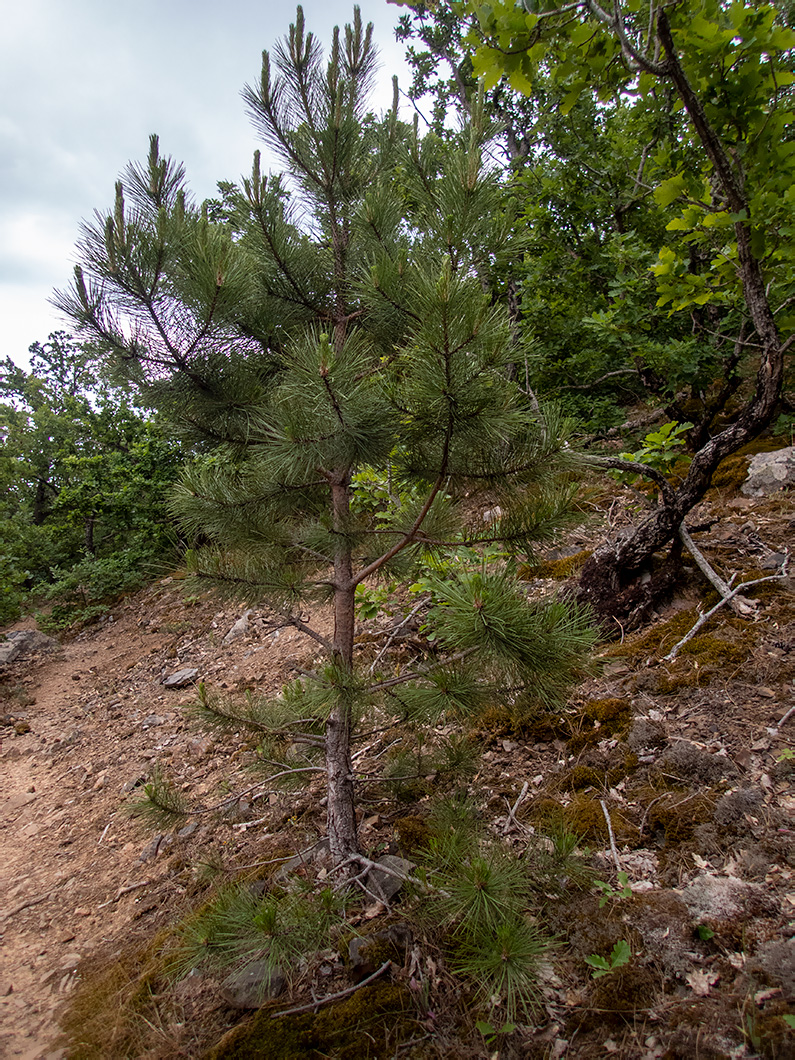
[0,0,411,367]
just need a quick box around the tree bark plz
[575,9,786,630]
[326,477,359,863]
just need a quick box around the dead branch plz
[600,799,622,872]
[679,524,756,616]
[270,960,392,1018]
[663,564,789,662]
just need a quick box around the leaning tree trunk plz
[575,10,787,630]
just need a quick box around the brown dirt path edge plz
[0,627,136,1060]
[0,584,324,1060]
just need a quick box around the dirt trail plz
[1,627,146,1059]
[0,584,321,1059]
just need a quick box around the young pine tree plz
[57,6,597,866]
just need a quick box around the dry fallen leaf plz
[686,969,720,996]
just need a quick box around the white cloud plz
[0,0,411,364]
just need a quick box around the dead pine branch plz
[600,799,622,873]
[97,878,152,909]
[664,563,789,662]
[678,524,756,616]
[270,960,392,1018]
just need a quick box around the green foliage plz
[166,879,346,984]
[594,870,632,908]
[0,332,183,623]
[396,0,794,448]
[621,421,693,471]
[612,420,694,486]
[58,6,597,872]
[414,803,581,1020]
[127,764,190,827]
[584,939,632,978]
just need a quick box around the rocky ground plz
[1,464,793,1060]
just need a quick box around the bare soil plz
[1,484,793,1060]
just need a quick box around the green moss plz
[562,795,629,842]
[588,960,658,1015]
[567,697,633,751]
[206,981,413,1059]
[678,634,746,666]
[60,931,172,1060]
[395,816,431,855]
[747,1000,795,1060]
[647,795,715,845]
[522,550,593,580]
[474,704,568,742]
[605,611,700,660]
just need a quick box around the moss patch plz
[567,697,633,751]
[522,550,593,580]
[206,981,415,1059]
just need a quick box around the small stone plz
[177,821,199,839]
[187,737,213,759]
[92,775,106,792]
[142,714,165,727]
[1,983,12,996]
[365,855,414,903]
[14,721,32,735]
[121,774,145,794]
[137,835,165,862]
[220,961,286,1008]
[73,908,91,917]
[162,668,199,688]
[60,953,82,970]
[223,610,252,645]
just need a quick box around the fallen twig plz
[663,567,788,662]
[97,814,116,845]
[97,879,152,909]
[502,780,530,835]
[3,892,51,921]
[600,799,622,873]
[774,703,795,731]
[679,525,755,615]
[270,960,392,1018]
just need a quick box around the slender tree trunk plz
[326,477,359,863]
[84,515,96,555]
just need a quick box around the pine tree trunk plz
[326,479,359,864]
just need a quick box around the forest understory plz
[1,451,793,1060]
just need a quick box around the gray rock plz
[742,446,795,497]
[0,642,21,665]
[162,668,199,688]
[365,855,415,903]
[220,961,286,1008]
[223,610,252,645]
[137,834,170,862]
[177,821,200,839]
[142,714,165,727]
[0,631,59,665]
[273,838,331,884]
